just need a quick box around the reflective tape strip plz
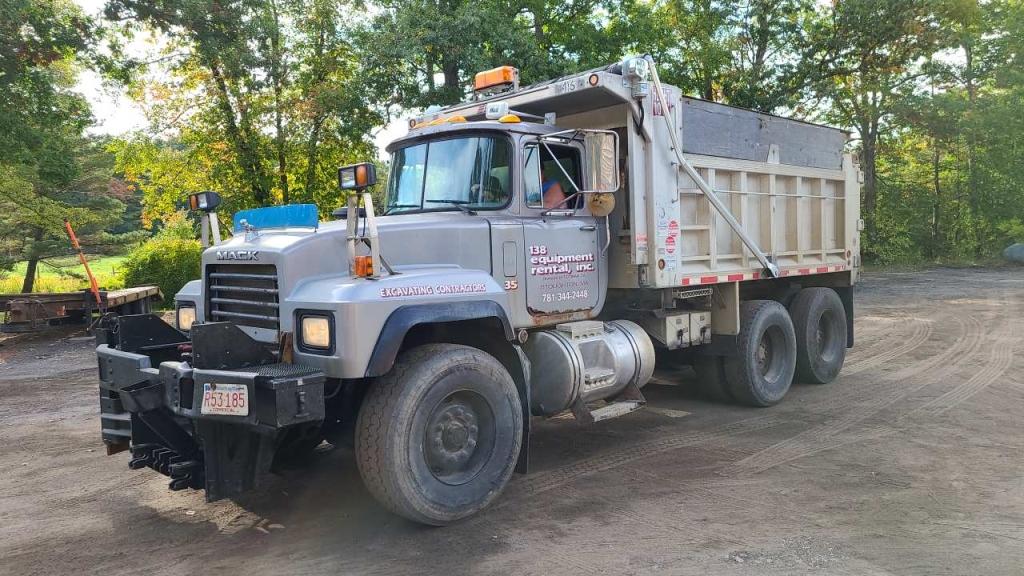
[679,263,849,287]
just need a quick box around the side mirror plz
[338,162,377,191]
[584,131,619,194]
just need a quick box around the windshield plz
[385,135,512,213]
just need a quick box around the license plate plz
[201,383,249,416]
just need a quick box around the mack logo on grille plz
[216,250,260,261]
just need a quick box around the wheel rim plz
[756,325,786,382]
[424,389,496,486]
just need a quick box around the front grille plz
[206,264,280,330]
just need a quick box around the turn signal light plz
[353,255,373,277]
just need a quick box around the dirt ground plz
[1,267,1022,576]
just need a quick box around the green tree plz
[106,0,381,216]
[802,0,947,248]
[0,0,140,292]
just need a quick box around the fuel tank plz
[523,320,655,416]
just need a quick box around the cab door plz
[521,141,601,315]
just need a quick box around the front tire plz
[355,344,523,525]
[724,300,797,407]
[789,287,847,384]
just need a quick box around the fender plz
[364,300,515,377]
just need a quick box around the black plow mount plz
[96,314,327,501]
[120,378,205,492]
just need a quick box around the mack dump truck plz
[95,56,860,525]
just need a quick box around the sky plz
[70,0,403,155]
[73,0,148,136]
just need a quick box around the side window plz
[524,143,582,210]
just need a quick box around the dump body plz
[639,97,858,288]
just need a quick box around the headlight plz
[300,314,332,351]
[176,304,196,331]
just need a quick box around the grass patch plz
[0,255,126,294]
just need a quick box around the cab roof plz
[385,120,561,153]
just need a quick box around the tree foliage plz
[5,0,1020,280]
[105,0,381,219]
[0,0,141,292]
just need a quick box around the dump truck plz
[95,56,860,525]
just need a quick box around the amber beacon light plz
[474,66,519,93]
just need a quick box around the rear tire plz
[724,300,797,407]
[789,287,847,384]
[355,344,523,525]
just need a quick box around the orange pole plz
[64,218,103,310]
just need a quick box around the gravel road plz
[1,267,1022,575]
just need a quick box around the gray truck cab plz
[175,119,615,381]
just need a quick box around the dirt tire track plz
[502,417,784,500]
[841,317,933,375]
[724,303,1009,476]
[816,296,1019,455]
[912,310,1017,417]
[722,312,987,476]
[839,313,915,365]
[492,314,947,503]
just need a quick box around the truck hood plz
[202,211,492,279]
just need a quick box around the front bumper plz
[96,315,325,500]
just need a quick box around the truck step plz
[571,380,647,424]
[589,400,645,422]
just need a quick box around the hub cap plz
[756,337,772,376]
[756,325,785,381]
[424,390,495,485]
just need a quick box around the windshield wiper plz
[383,203,420,215]
[425,199,477,215]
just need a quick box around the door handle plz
[579,225,597,231]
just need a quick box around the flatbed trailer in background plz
[0,286,162,332]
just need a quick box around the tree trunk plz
[860,124,878,232]
[532,9,544,43]
[302,117,324,203]
[269,0,289,203]
[301,22,328,203]
[207,59,271,205]
[442,61,460,104]
[20,228,44,294]
[964,41,981,255]
[931,139,941,259]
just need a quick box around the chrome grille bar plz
[210,310,279,322]
[210,297,279,308]
[206,264,280,330]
